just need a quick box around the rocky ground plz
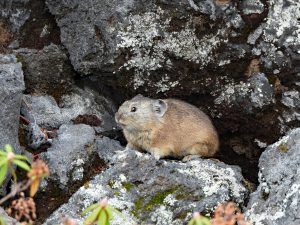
[0,0,299,224]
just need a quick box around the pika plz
[115,94,219,160]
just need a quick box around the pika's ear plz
[131,94,145,101]
[153,99,167,117]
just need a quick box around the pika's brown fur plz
[115,94,219,160]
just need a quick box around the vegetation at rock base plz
[0,144,49,224]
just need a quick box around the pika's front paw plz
[182,155,202,162]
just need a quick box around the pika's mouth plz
[115,113,126,127]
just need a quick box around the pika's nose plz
[115,112,122,122]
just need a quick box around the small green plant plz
[0,216,7,225]
[82,198,122,225]
[0,144,49,224]
[0,144,30,184]
[188,212,211,225]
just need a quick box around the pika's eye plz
[131,106,137,112]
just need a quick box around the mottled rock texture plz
[39,124,96,189]
[43,0,300,174]
[16,44,75,99]
[44,137,248,225]
[0,54,24,195]
[246,128,300,225]
[21,86,116,130]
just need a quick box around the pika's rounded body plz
[115,95,219,160]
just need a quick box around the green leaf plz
[97,211,107,225]
[82,203,99,216]
[104,207,113,219]
[0,216,7,225]
[4,145,13,153]
[0,151,7,156]
[0,163,8,185]
[188,219,195,225]
[83,207,102,225]
[0,158,8,167]
[14,154,29,161]
[13,159,31,171]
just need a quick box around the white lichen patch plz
[246,183,300,225]
[264,0,300,43]
[116,7,227,89]
[163,194,177,206]
[214,81,251,106]
[154,75,180,93]
[177,160,246,203]
[254,139,267,148]
[150,205,174,225]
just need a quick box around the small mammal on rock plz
[115,94,219,160]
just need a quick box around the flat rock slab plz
[44,137,248,225]
[246,128,300,225]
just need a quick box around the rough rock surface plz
[16,44,75,99]
[246,128,300,225]
[21,86,116,130]
[0,54,24,195]
[0,207,17,224]
[44,137,248,225]
[39,124,96,189]
[44,0,300,170]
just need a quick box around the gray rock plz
[242,0,265,15]
[0,0,30,33]
[213,73,274,114]
[249,0,300,70]
[0,207,18,225]
[16,44,75,98]
[21,86,116,130]
[0,54,25,195]
[46,0,244,92]
[278,90,300,133]
[39,124,96,189]
[44,137,248,225]
[246,128,300,225]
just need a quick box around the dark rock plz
[0,0,30,33]
[43,137,248,225]
[0,54,24,195]
[16,44,75,99]
[246,128,300,225]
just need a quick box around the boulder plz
[44,137,248,225]
[21,86,116,130]
[39,124,96,189]
[16,44,75,99]
[0,54,25,195]
[246,128,300,225]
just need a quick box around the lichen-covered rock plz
[0,0,30,33]
[44,137,248,225]
[246,128,300,225]
[39,124,96,189]
[213,73,274,114]
[44,0,300,171]
[0,54,24,195]
[46,0,246,93]
[16,44,75,99]
[248,0,300,70]
[279,90,300,133]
